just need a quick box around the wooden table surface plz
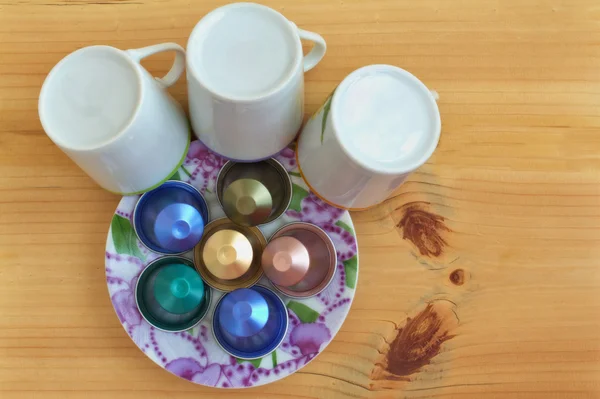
[1,0,599,397]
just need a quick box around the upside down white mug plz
[39,43,190,195]
[297,64,442,210]
[186,2,327,161]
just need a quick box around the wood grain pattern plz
[1,0,599,397]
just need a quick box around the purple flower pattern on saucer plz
[274,146,297,172]
[289,322,331,355]
[286,191,344,227]
[105,140,358,388]
[181,140,228,195]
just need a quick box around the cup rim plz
[38,45,144,152]
[186,2,303,104]
[330,64,442,176]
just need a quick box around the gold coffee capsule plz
[203,229,254,280]
[194,218,266,292]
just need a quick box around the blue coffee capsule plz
[134,181,210,254]
[136,256,211,332]
[212,286,288,360]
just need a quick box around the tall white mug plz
[39,43,190,195]
[298,65,441,210]
[187,2,326,161]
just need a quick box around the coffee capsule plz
[134,181,210,255]
[267,222,336,298]
[193,218,266,291]
[153,264,205,314]
[135,257,211,332]
[212,286,288,360]
[216,158,292,226]
[203,229,254,280]
[223,179,273,226]
[261,236,310,287]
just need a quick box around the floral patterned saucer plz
[105,141,359,388]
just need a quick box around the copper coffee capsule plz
[193,218,266,292]
[264,222,336,298]
[261,236,310,287]
[216,159,292,227]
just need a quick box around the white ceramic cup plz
[186,2,326,162]
[297,64,441,210]
[39,44,190,195]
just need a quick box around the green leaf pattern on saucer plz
[315,87,336,144]
[111,214,144,261]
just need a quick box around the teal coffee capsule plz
[136,256,211,332]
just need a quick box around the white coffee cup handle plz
[295,26,327,72]
[126,43,186,88]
